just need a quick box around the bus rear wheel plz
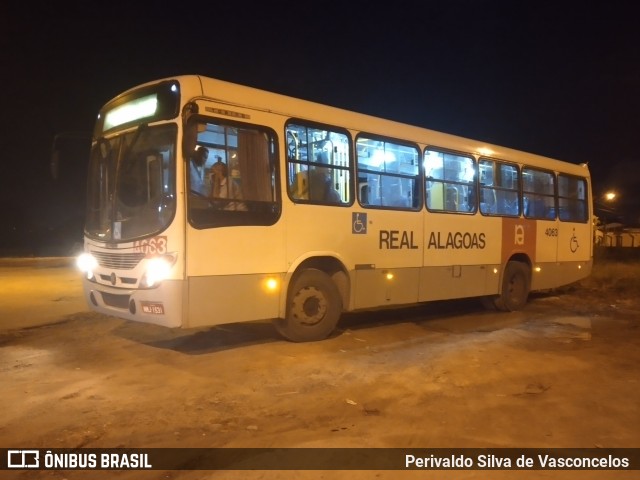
[493,261,531,311]
[274,268,342,342]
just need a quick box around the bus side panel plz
[285,206,423,311]
[535,219,560,264]
[529,217,558,290]
[557,221,591,263]
[548,220,593,288]
[186,273,283,328]
[354,267,420,309]
[185,224,286,328]
[421,214,501,301]
[419,264,496,301]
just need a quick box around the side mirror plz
[50,131,91,181]
[181,102,199,161]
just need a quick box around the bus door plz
[184,116,284,328]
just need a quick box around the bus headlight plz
[141,255,175,288]
[76,252,98,280]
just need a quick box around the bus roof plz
[127,74,590,178]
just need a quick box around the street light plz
[601,191,619,247]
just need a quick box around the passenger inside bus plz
[290,169,309,199]
[290,149,341,203]
[210,158,247,211]
[189,146,209,196]
[445,185,459,210]
[308,167,340,203]
[315,149,341,203]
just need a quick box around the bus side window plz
[478,158,521,217]
[558,174,588,222]
[523,167,555,220]
[424,148,475,213]
[188,121,280,228]
[356,135,420,210]
[286,122,351,205]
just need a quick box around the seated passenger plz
[290,171,309,200]
[210,159,247,211]
[309,167,341,203]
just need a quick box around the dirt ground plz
[0,258,639,479]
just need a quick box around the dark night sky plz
[2,2,639,253]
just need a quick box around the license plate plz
[140,302,165,315]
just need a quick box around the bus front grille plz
[92,251,145,270]
[101,292,131,309]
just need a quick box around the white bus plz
[76,75,593,342]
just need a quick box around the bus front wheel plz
[274,269,342,342]
[493,261,531,311]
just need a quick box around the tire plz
[493,261,531,311]
[274,269,342,342]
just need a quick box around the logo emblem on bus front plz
[110,272,117,285]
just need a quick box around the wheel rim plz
[291,286,327,326]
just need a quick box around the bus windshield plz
[85,124,177,242]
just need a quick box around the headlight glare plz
[143,255,174,287]
[76,252,98,279]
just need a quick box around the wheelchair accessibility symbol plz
[352,212,367,234]
[570,228,579,253]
